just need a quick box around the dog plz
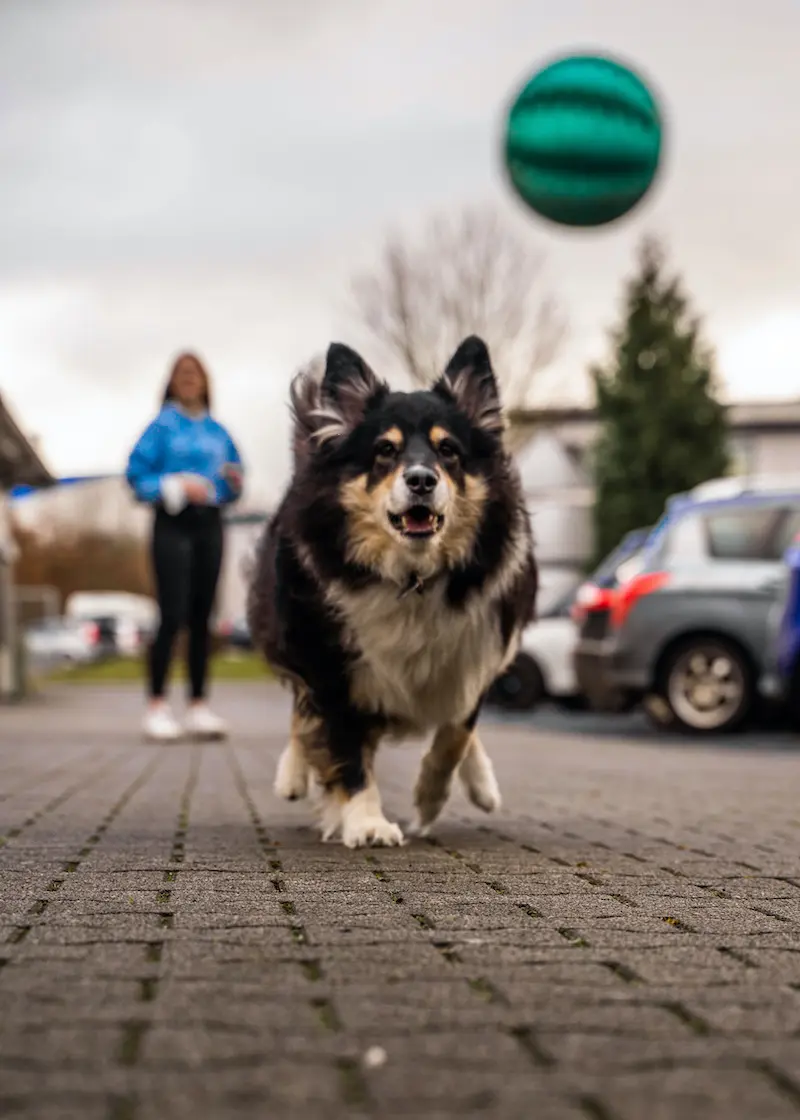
[247,335,537,848]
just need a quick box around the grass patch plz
[46,651,271,684]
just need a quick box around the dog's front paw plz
[342,813,405,849]
[274,742,310,801]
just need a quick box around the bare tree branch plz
[350,204,566,409]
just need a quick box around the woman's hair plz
[162,351,212,409]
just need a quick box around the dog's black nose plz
[404,466,438,495]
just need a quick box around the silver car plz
[574,490,800,733]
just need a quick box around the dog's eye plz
[438,440,460,463]
[375,440,398,463]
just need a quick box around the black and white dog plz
[247,336,537,847]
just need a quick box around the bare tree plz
[351,205,565,408]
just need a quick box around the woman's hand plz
[221,463,243,495]
[183,476,211,504]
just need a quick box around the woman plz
[126,352,244,742]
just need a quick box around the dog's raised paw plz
[406,816,432,838]
[467,778,501,814]
[342,815,405,849]
[273,743,310,801]
[459,748,501,814]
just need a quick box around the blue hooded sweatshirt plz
[126,403,243,509]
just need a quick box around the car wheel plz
[660,638,753,734]
[488,654,545,712]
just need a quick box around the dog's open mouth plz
[388,506,444,539]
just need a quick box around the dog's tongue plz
[403,510,433,534]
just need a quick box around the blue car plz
[772,532,800,721]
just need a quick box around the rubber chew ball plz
[503,53,663,228]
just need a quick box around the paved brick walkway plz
[3,684,800,1119]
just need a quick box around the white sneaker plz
[143,705,181,743]
[184,703,228,741]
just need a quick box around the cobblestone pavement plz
[3,684,800,1120]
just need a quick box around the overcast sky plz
[1,0,799,505]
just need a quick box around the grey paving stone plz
[596,1067,800,1120]
[5,682,800,1120]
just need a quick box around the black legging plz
[149,506,224,700]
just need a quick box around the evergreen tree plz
[591,237,730,562]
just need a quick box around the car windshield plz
[614,549,646,585]
[591,529,651,587]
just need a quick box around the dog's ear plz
[434,335,504,435]
[290,344,386,455]
[321,343,380,401]
[289,355,326,464]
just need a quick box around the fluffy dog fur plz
[247,335,537,847]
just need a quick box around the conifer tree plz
[592,237,729,561]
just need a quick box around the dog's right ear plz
[290,344,387,456]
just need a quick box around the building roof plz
[0,393,53,489]
[509,399,800,438]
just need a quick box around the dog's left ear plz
[434,335,504,434]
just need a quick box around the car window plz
[664,504,793,563]
[703,507,782,560]
[663,511,707,560]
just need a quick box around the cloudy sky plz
[1,0,798,505]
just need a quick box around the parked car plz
[217,617,253,651]
[487,531,652,714]
[25,617,101,666]
[575,488,800,733]
[570,527,651,630]
[65,592,156,659]
[487,586,582,711]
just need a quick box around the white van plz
[65,592,158,657]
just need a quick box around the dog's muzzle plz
[387,466,446,539]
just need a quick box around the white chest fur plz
[328,579,514,732]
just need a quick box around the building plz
[0,394,53,699]
[509,400,800,575]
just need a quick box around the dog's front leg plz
[411,713,500,836]
[309,714,403,849]
[274,697,312,801]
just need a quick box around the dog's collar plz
[398,571,427,599]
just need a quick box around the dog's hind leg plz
[411,717,500,836]
[274,695,311,801]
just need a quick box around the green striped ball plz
[503,53,663,228]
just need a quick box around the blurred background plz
[2,0,800,736]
